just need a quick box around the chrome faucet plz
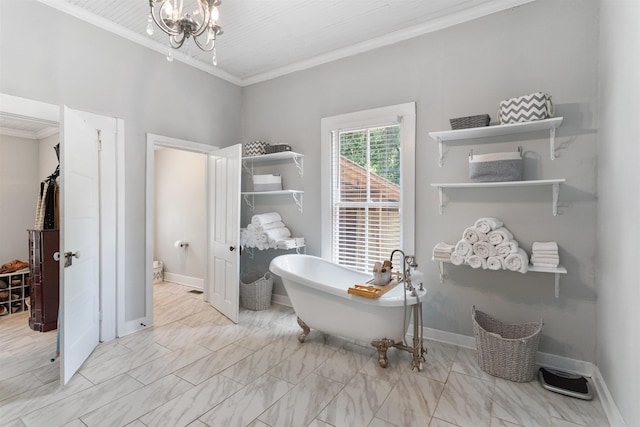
[389,249,420,295]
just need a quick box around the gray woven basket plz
[450,114,491,130]
[240,272,273,311]
[472,306,543,382]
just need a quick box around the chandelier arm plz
[169,33,187,49]
[193,35,215,52]
[191,2,211,38]
[149,2,183,37]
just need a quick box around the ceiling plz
[39,0,534,87]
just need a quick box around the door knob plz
[64,251,80,267]
[229,246,236,252]
[53,252,60,261]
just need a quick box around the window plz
[321,103,415,272]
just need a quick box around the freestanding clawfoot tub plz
[269,254,427,369]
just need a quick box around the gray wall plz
[0,1,243,321]
[243,0,600,361]
[597,1,640,425]
[154,148,206,284]
[0,135,40,263]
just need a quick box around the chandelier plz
[147,0,223,65]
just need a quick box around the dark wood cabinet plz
[28,229,59,332]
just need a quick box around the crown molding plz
[37,0,536,87]
[0,127,38,139]
[240,0,537,86]
[36,0,243,86]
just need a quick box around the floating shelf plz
[434,259,567,298]
[243,244,306,259]
[430,179,565,216]
[429,117,563,166]
[242,190,304,213]
[242,151,304,176]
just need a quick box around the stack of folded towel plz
[240,212,303,250]
[531,242,560,267]
[432,242,455,261]
[442,217,529,273]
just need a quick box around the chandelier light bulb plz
[212,47,217,66]
[212,6,219,22]
[166,46,174,62]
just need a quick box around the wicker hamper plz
[472,306,543,382]
[450,114,491,130]
[240,272,273,311]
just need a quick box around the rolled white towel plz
[455,240,473,257]
[473,241,497,259]
[240,228,249,247]
[532,241,558,253]
[450,252,466,266]
[247,223,258,232]
[496,241,519,258]
[251,212,282,226]
[263,227,291,242]
[505,248,529,274]
[466,255,487,269]
[259,221,286,231]
[488,227,514,245]
[463,227,488,244]
[474,217,503,234]
[487,256,505,271]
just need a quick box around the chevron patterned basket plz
[498,92,554,124]
[244,141,268,157]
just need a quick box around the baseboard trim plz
[271,294,292,307]
[592,366,627,427]
[163,272,204,289]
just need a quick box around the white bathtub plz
[269,254,426,345]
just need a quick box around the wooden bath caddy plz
[348,275,402,299]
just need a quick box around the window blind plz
[331,125,401,272]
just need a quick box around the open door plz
[208,144,241,323]
[59,106,101,384]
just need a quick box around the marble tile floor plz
[0,281,610,427]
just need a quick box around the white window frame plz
[320,102,416,265]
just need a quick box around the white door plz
[208,144,241,323]
[60,106,101,384]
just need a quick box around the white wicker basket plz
[472,306,543,382]
[240,272,273,311]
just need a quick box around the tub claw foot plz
[297,317,310,343]
[371,338,395,369]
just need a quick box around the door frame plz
[0,93,121,342]
[144,133,219,328]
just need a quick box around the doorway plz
[145,133,219,328]
[0,93,122,384]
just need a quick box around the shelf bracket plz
[437,187,444,214]
[292,192,303,213]
[552,183,559,216]
[437,137,444,167]
[242,160,254,176]
[293,155,304,176]
[438,261,444,283]
[550,126,556,160]
[243,194,255,212]
[554,273,560,298]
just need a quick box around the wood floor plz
[0,281,609,427]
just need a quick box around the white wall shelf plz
[429,117,563,166]
[242,190,304,213]
[242,151,304,176]
[435,260,567,297]
[430,179,565,215]
[243,244,306,259]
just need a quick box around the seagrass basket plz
[472,306,543,382]
[240,272,273,311]
[449,114,491,130]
